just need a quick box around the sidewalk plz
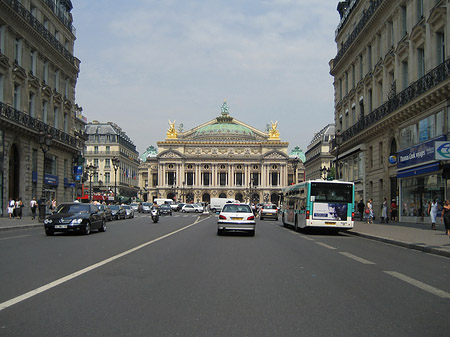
[1,215,449,258]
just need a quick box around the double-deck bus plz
[281,180,355,231]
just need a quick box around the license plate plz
[54,225,67,229]
[325,222,335,225]
[231,217,243,220]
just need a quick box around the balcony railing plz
[0,101,78,148]
[42,0,75,34]
[341,58,450,143]
[3,0,75,64]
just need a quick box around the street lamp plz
[335,131,342,180]
[292,157,300,185]
[112,157,120,203]
[86,164,98,203]
[38,132,53,222]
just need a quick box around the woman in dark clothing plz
[440,199,450,236]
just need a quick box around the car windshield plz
[109,205,119,210]
[122,205,130,209]
[222,205,251,213]
[56,204,90,214]
[263,205,277,209]
[161,205,170,209]
[143,203,151,206]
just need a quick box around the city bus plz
[280,180,355,231]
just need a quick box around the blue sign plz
[32,171,38,183]
[74,165,83,175]
[44,174,59,186]
[388,155,397,164]
[435,141,450,160]
[397,136,446,169]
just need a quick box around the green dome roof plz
[194,123,255,139]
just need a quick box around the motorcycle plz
[151,209,159,223]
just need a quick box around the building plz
[138,102,296,205]
[84,121,140,202]
[304,124,336,181]
[330,0,450,222]
[0,0,85,216]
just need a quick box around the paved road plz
[0,215,449,336]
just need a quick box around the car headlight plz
[44,219,52,224]
[70,218,83,224]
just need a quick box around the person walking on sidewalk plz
[8,197,15,219]
[357,200,365,221]
[30,197,37,220]
[390,199,398,222]
[381,198,388,223]
[441,199,450,236]
[15,197,23,219]
[366,199,374,224]
[428,198,438,230]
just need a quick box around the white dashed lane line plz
[384,271,450,299]
[339,252,375,264]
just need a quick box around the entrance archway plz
[8,144,20,200]
[251,193,260,204]
[219,193,227,198]
[202,193,210,203]
[270,193,279,205]
[235,193,243,202]
[167,192,176,200]
[186,193,194,203]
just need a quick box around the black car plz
[44,202,106,236]
[176,203,185,212]
[159,204,173,215]
[109,205,126,220]
[97,204,113,221]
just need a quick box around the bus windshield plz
[310,182,353,203]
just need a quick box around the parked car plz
[121,205,135,219]
[130,203,139,212]
[169,203,179,212]
[109,205,126,220]
[97,204,113,221]
[176,203,186,212]
[259,204,279,221]
[159,204,173,215]
[217,203,255,236]
[193,203,204,212]
[44,202,106,236]
[141,202,152,213]
[181,204,197,213]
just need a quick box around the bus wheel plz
[282,214,288,227]
[294,216,298,231]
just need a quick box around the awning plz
[397,162,440,178]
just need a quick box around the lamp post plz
[335,131,342,180]
[292,157,300,185]
[112,157,120,203]
[38,132,53,222]
[86,164,98,203]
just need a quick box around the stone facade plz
[0,0,85,216]
[138,102,305,205]
[330,0,450,222]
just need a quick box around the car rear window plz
[222,205,251,213]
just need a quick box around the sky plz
[71,0,340,155]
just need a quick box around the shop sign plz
[44,174,59,186]
[435,141,450,160]
[32,171,38,183]
[397,136,445,169]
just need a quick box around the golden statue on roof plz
[167,120,178,139]
[268,121,280,140]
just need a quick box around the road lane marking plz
[315,242,336,250]
[339,252,375,264]
[0,216,210,312]
[0,235,31,241]
[384,271,450,299]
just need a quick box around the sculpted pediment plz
[262,151,288,159]
[158,150,183,159]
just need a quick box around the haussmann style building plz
[138,102,305,206]
[330,0,450,223]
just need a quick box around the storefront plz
[397,136,446,223]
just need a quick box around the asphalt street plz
[0,214,449,336]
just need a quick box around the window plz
[105,172,110,184]
[105,158,110,168]
[43,61,49,84]
[0,74,3,102]
[202,172,210,186]
[94,146,98,154]
[14,38,22,65]
[53,107,59,128]
[54,70,60,92]
[368,89,373,113]
[167,172,175,186]
[419,115,435,141]
[416,0,423,22]
[13,84,21,110]
[351,64,355,89]
[43,17,49,29]
[235,172,243,186]
[252,173,259,186]
[351,105,356,124]
[63,112,68,133]
[271,172,278,186]
[400,124,418,149]
[28,92,35,117]
[436,32,445,65]
[345,72,348,95]
[388,21,394,48]
[379,142,383,166]
[0,25,5,52]
[44,154,57,175]
[186,172,194,185]
[359,55,363,80]
[219,172,227,186]
[94,158,99,167]
[417,47,425,78]
[64,78,69,98]
[369,146,373,168]
[30,4,37,17]
[30,50,37,75]
[402,61,409,90]
[367,45,372,71]
[152,173,158,187]
[42,100,48,123]
[401,6,407,36]
[339,78,342,100]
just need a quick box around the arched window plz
[390,138,397,155]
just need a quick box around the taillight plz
[351,212,354,221]
[247,215,255,220]
[219,215,226,220]
[306,210,310,220]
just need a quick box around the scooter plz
[151,209,159,223]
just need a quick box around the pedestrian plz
[428,198,438,230]
[30,197,38,220]
[357,199,365,221]
[51,199,57,212]
[390,199,398,222]
[15,197,23,219]
[366,199,373,224]
[381,197,388,223]
[8,197,15,219]
[440,199,450,236]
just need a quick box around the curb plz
[345,231,450,258]
[0,223,43,232]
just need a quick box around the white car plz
[121,205,134,219]
[193,203,204,212]
[141,202,152,213]
[181,204,197,213]
[217,203,256,236]
[130,203,139,212]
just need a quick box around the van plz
[209,198,236,213]
[154,198,175,206]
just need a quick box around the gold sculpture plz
[268,121,280,140]
[167,120,178,139]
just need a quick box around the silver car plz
[217,203,256,236]
[121,205,135,219]
[181,204,197,213]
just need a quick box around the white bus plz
[280,180,355,232]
